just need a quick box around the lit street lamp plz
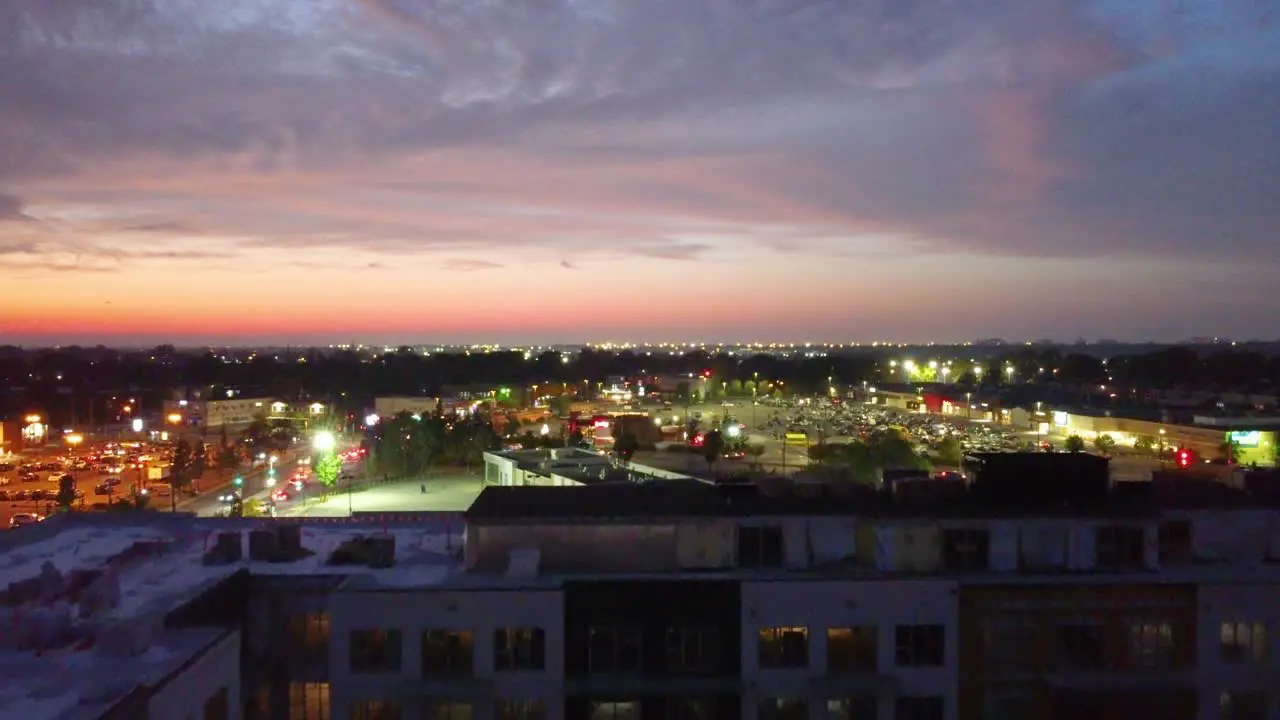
[313,431,336,453]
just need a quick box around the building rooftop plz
[0,513,467,717]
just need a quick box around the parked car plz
[9,513,41,528]
[94,483,116,496]
[17,471,38,483]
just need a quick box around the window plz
[893,625,944,667]
[1221,621,1268,664]
[422,703,473,720]
[983,616,1036,671]
[759,626,809,669]
[827,627,877,672]
[1220,691,1269,720]
[289,682,330,720]
[666,698,715,720]
[1056,621,1105,670]
[1096,525,1145,569]
[421,630,474,677]
[349,701,401,720]
[666,626,719,674]
[738,526,785,568]
[496,700,545,720]
[589,700,638,720]
[495,628,546,671]
[289,614,330,663]
[942,529,990,571]
[1126,617,1174,668]
[350,630,401,673]
[204,687,229,720]
[1157,521,1192,565]
[758,698,808,720]
[894,696,943,720]
[589,625,643,674]
[826,697,877,719]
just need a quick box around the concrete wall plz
[328,588,564,719]
[148,629,242,720]
[741,579,959,720]
[470,524,679,572]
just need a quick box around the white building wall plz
[741,579,959,720]
[1195,583,1280,720]
[329,587,564,720]
[148,630,242,720]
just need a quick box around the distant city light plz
[131,418,144,433]
[365,413,380,426]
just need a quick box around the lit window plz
[288,682,330,720]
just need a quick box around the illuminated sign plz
[1228,431,1261,447]
[1052,411,1068,427]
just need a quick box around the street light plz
[313,431,336,452]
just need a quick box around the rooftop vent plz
[202,531,242,566]
[328,535,396,568]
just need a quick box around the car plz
[102,476,122,487]
[0,476,9,487]
[9,489,29,501]
[17,471,38,483]
[93,483,116,496]
[0,490,8,501]
[9,513,41,529]
[29,489,50,502]
[217,493,240,505]
[722,451,746,460]
[270,489,290,502]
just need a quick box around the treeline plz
[5,345,1280,427]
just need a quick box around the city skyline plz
[2,0,1278,344]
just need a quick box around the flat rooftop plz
[0,513,467,717]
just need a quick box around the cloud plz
[0,193,31,221]
[0,0,1275,286]
[440,258,503,272]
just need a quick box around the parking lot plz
[0,438,181,529]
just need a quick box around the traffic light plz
[232,476,243,488]
[1177,449,1192,468]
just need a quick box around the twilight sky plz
[1,0,1278,345]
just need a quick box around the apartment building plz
[4,459,1280,720]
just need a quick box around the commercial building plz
[3,459,1280,719]
[373,396,441,419]
[482,448,693,488]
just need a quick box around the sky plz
[1,0,1278,346]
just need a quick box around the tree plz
[935,436,963,466]
[1094,434,1116,455]
[1065,435,1086,453]
[702,429,725,475]
[171,438,192,487]
[242,498,265,518]
[315,454,342,489]
[217,440,239,472]
[191,441,207,481]
[550,395,574,417]
[1134,436,1155,455]
[614,432,639,464]
[56,474,76,511]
